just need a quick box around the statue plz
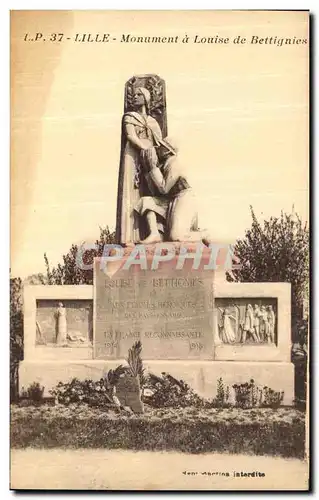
[115,74,209,245]
[116,75,168,245]
[134,138,199,243]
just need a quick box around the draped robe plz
[115,111,163,244]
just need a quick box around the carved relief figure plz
[55,302,88,346]
[241,304,259,343]
[216,299,277,345]
[267,305,276,344]
[55,302,67,345]
[218,307,237,344]
[36,321,46,345]
[259,305,269,342]
[253,304,262,342]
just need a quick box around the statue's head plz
[58,302,64,307]
[132,87,151,112]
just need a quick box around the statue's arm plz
[125,123,149,151]
[148,159,180,195]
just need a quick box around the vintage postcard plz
[10,10,309,491]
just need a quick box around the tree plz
[10,277,24,401]
[227,207,309,340]
[45,226,116,285]
[10,227,116,400]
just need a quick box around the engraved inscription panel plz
[94,257,214,360]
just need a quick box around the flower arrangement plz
[49,365,127,407]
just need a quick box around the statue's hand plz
[140,147,158,172]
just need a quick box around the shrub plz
[21,382,45,403]
[232,380,284,409]
[211,378,285,409]
[143,372,206,408]
[226,207,309,336]
[232,379,260,409]
[211,377,231,408]
[261,387,284,409]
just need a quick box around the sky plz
[10,10,309,278]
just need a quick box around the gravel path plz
[11,449,308,490]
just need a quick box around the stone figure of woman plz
[115,86,164,245]
[55,302,67,345]
[218,307,237,344]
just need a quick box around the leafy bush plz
[21,382,44,403]
[44,226,116,285]
[232,379,261,409]
[261,387,284,409]
[227,207,309,337]
[143,372,206,408]
[213,378,285,409]
[212,377,231,408]
[232,380,284,409]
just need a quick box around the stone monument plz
[19,75,295,406]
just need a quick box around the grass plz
[10,404,305,459]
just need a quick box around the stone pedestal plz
[94,244,218,360]
[19,243,295,405]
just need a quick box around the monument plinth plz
[94,244,218,361]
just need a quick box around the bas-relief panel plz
[36,299,93,347]
[215,298,277,346]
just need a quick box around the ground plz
[11,449,308,490]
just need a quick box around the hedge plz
[11,405,305,459]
